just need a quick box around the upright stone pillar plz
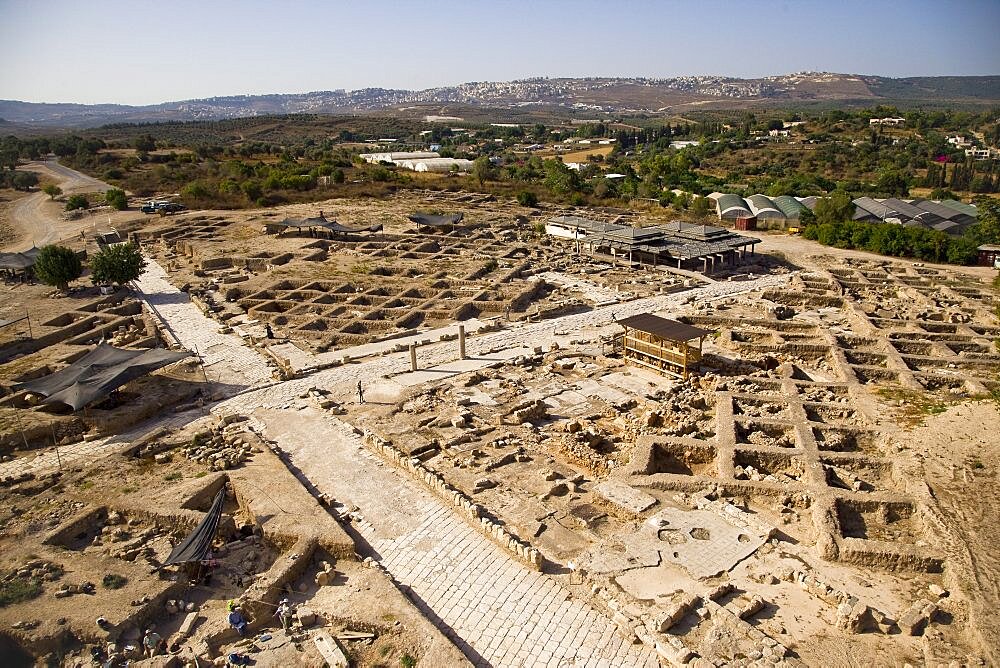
[458,324,467,359]
[409,343,418,371]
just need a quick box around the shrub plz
[0,576,43,607]
[102,574,128,590]
[65,194,89,211]
[34,244,82,290]
[516,190,538,207]
[105,188,127,210]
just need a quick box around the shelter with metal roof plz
[747,194,784,220]
[852,197,899,223]
[772,195,806,219]
[408,213,465,230]
[716,194,753,220]
[615,314,711,379]
[937,198,978,219]
[545,216,760,273]
[851,197,978,235]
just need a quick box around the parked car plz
[140,201,185,215]
[157,203,185,215]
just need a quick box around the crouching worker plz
[227,601,249,637]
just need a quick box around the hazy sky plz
[1,0,998,105]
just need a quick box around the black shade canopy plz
[0,247,40,271]
[14,343,192,411]
[407,213,464,227]
[274,215,382,234]
[164,489,225,566]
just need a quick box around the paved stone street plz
[133,261,275,389]
[264,408,657,668]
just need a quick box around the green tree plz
[690,195,711,218]
[814,190,855,225]
[34,244,82,291]
[42,184,62,200]
[929,188,958,201]
[11,171,38,190]
[65,194,89,211]
[182,181,211,199]
[89,242,147,287]
[471,156,495,186]
[133,135,156,152]
[241,180,263,202]
[543,160,579,195]
[876,170,909,197]
[105,188,127,210]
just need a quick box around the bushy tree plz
[471,156,495,186]
[34,245,82,291]
[11,171,38,190]
[42,184,62,200]
[543,160,580,195]
[65,194,89,211]
[133,134,156,152]
[814,190,855,225]
[105,188,127,210]
[876,170,909,197]
[690,195,712,218]
[90,243,147,286]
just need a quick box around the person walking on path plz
[357,380,365,404]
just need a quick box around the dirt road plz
[756,231,997,280]
[2,159,112,252]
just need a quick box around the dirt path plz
[2,159,113,252]
[757,232,997,281]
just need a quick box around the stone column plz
[458,324,467,359]
[409,343,418,371]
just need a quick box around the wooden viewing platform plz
[616,314,711,379]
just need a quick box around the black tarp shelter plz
[14,343,192,411]
[272,214,382,235]
[407,213,464,230]
[0,246,40,272]
[164,489,225,566]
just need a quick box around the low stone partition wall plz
[361,429,543,571]
[42,505,108,546]
[837,537,943,573]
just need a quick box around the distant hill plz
[2,73,998,128]
[865,75,1000,100]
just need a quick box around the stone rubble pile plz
[183,415,262,471]
[6,559,63,583]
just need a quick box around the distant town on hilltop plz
[2,73,999,128]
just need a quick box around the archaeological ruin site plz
[1,190,999,668]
